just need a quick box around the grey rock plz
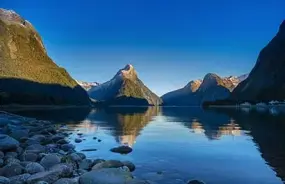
[187,180,205,184]
[79,168,133,184]
[49,163,74,178]
[10,129,29,141]
[34,181,48,184]
[81,149,97,152]
[122,161,136,172]
[26,144,46,154]
[0,118,11,127]
[0,159,3,167]
[30,135,46,142]
[20,152,38,162]
[53,178,78,184]
[74,169,88,177]
[79,159,93,170]
[74,138,82,143]
[40,154,61,169]
[4,157,20,165]
[9,173,31,184]
[110,146,133,154]
[92,160,124,170]
[76,152,86,160]
[0,151,4,159]
[26,171,60,184]
[51,135,65,142]
[1,163,23,177]
[127,179,152,184]
[0,176,10,184]
[4,152,18,158]
[56,139,69,145]
[25,162,45,174]
[61,144,75,152]
[69,153,82,162]
[0,134,19,151]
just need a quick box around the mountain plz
[231,20,285,102]
[76,80,100,91]
[162,73,247,106]
[0,9,90,105]
[88,64,162,106]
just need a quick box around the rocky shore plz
[0,111,204,184]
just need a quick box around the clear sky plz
[1,0,284,96]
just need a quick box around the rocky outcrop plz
[0,8,90,105]
[231,20,285,102]
[88,64,162,106]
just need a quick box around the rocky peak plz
[185,80,202,92]
[115,64,137,80]
[0,8,24,23]
[279,20,285,32]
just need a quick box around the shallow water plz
[5,106,285,184]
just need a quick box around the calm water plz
[4,106,285,184]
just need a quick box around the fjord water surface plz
[6,106,285,184]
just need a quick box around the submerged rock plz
[79,168,133,184]
[92,160,124,170]
[110,146,133,154]
[188,180,205,184]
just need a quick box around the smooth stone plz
[25,162,45,174]
[61,144,75,152]
[25,144,46,154]
[77,133,83,136]
[0,118,11,127]
[122,161,136,172]
[0,151,4,159]
[187,180,206,184]
[4,152,18,158]
[20,152,38,162]
[26,171,60,184]
[34,181,48,184]
[4,157,20,165]
[0,159,3,167]
[25,139,40,146]
[1,163,24,177]
[30,135,46,142]
[81,149,97,152]
[49,163,74,178]
[9,173,31,184]
[51,135,65,142]
[56,139,69,145]
[79,168,133,184]
[127,179,153,184]
[76,152,86,160]
[79,159,94,170]
[74,138,82,143]
[98,139,102,142]
[53,178,78,184]
[110,146,133,154]
[74,169,88,177]
[92,160,124,170]
[0,176,10,184]
[0,134,20,151]
[68,153,82,162]
[93,159,105,165]
[40,154,61,169]
[10,129,29,141]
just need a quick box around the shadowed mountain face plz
[162,73,247,106]
[231,20,285,102]
[88,64,162,106]
[0,8,90,105]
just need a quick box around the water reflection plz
[3,106,285,183]
[87,107,160,146]
[210,108,285,183]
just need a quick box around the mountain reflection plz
[209,108,285,183]
[162,107,242,140]
[87,106,160,146]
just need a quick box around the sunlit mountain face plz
[5,107,285,184]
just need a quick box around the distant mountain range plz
[0,8,90,105]
[88,64,162,106]
[162,74,248,106]
[76,80,100,91]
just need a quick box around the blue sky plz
[1,0,284,96]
